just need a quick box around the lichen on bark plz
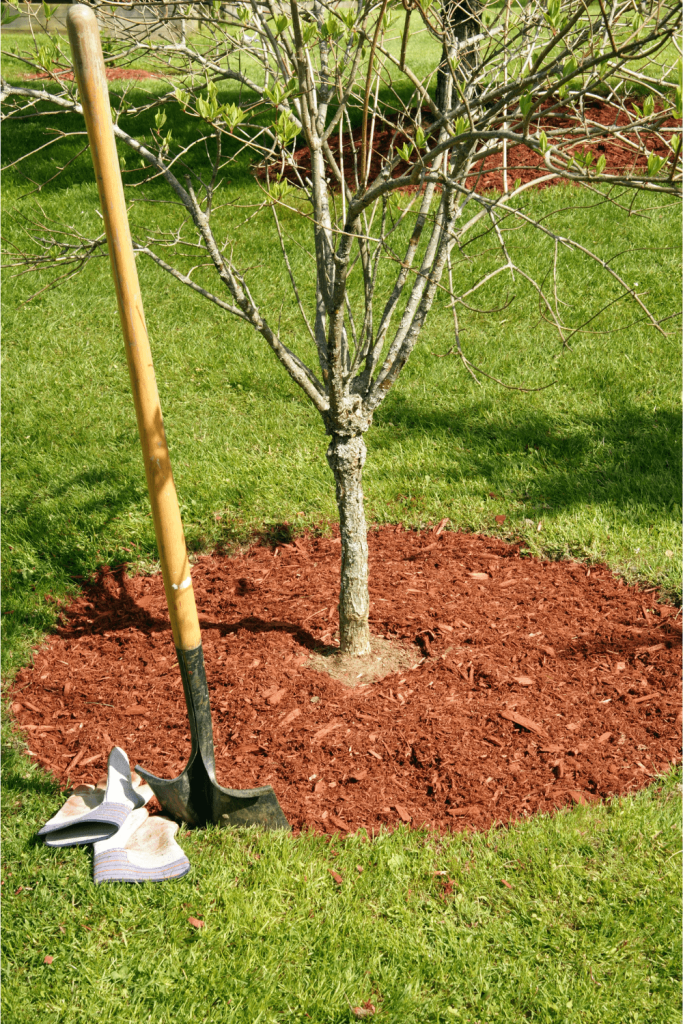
[326,433,371,656]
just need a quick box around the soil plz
[253,100,680,192]
[10,526,681,836]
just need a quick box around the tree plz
[435,0,483,111]
[2,0,681,656]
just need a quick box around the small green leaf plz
[643,93,655,117]
[272,110,299,147]
[563,56,577,78]
[1,6,21,26]
[221,102,246,133]
[37,42,55,72]
[322,13,344,39]
[274,14,289,34]
[197,82,219,122]
[415,126,426,149]
[647,151,665,176]
[595,154,606,174]
[545,0,563,29]
[520,93,534,118]
[265,82,287,107]
[268,179,292,203]
[154,109,167,130]
[538,130,549,155]
[303,21,318,44]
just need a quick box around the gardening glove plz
[93,806,190,884]
[38,746,152,847]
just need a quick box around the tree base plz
[306,634,421,687]
[339,619,372,657]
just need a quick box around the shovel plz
[66,5,289,831]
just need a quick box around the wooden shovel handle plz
[66,4,201,653]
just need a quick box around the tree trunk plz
[435,0,482,111]
[326,433,371,656]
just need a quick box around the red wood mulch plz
[10,526,681,836]
[254,100,679,191]
[24,68,167,81]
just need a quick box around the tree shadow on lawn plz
[2,465,151,646]
[3,401,680,651]
[370,399,681,517]
[1,88,259,197]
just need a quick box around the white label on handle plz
[172,575,192,591]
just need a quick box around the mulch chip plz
[10,526,681,835]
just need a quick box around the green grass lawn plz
[2,735,681,1024]
[2,27,681,1024]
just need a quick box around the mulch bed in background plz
[22,73,678,189]
[10,525,681,836]
[254,100,679,191]
[25,68,168,81]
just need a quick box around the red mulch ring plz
[10,526,681,836]
[24,68,167,81]
[254,100,680,192]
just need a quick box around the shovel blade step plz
[135,761,291,830]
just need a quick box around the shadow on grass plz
[373,398,681,513]
[4,400,680,655]
[1,62,425,197]
[1,735,60,801]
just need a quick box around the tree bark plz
[435,0,482,111]
[326,433,371,656]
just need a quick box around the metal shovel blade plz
[135,645,290,830]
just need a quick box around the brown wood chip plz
[328,814,350,832]
[500,710,550,739]
[447,804,484,816]
[312,722,343,743]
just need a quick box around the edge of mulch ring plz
[8,524,682,838]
